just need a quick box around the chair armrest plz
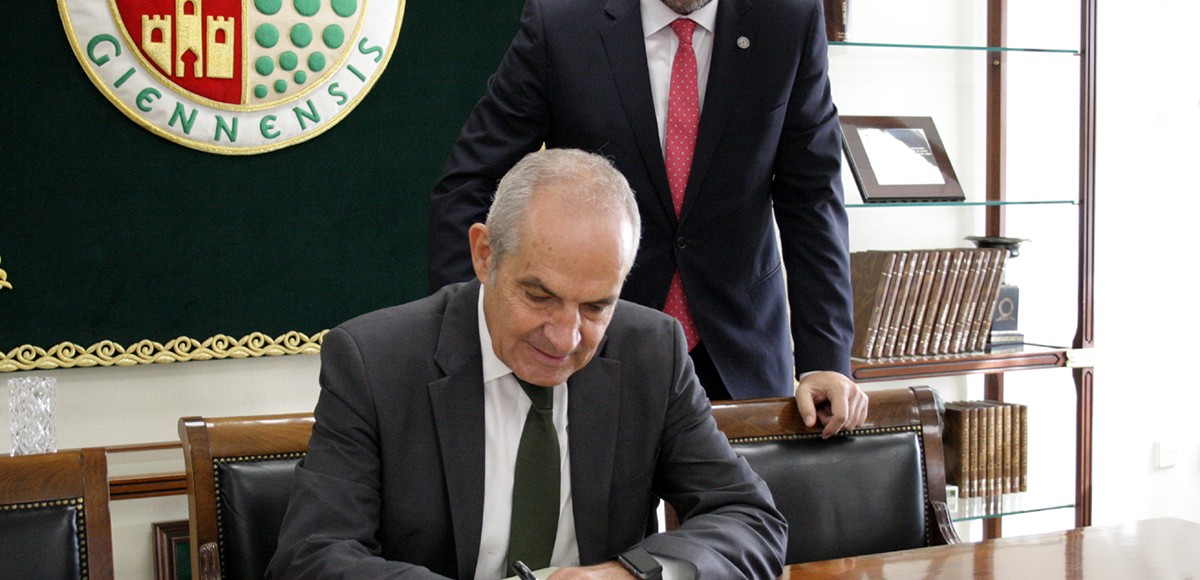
[199,542,223,580]
[930,501,962,545]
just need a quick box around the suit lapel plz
[601,0,677,223]
[429,281,487,578]
[682,0,754,221]
[566,343,621,563]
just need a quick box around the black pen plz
[511,560,537,580]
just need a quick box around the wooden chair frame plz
[179,413,314,580]
[0,447,114,579]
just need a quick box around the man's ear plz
[468,223,492,283]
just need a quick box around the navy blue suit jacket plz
[428,0,853,398]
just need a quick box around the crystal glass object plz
[8,376,57,455]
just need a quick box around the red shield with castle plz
[114,0,244,104]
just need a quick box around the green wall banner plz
[0,0,525,371]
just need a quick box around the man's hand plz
[795,371,869,438]
[547,561,635,579]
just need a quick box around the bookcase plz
[829,0,1095,539]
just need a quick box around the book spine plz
[983,401,995,496]
[930,250,965,355]
[966,250,1002,352]
[979,249,1008,350]
[864,253,896,357]
[968,404,980,498]
[937,250,973,354]
[1001,402,1013,494]
[942,405,968,493]
[893,250,929,356]
[1017,403,1028,492]
[953,251,989,354]
[851,251,896,358]
[871,252,907,359]
[917,250,952,356]
[882,252,919,358]
[823,0,848,42]
[904,250,940,356]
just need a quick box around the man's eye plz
[583,304,608,316]
[526,292,551,303]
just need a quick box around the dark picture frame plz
[153,520,191,580]
[840,116,966,203]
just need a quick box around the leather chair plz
[0,447,114,580]
[689,386,960,564]
[179,413,314,580]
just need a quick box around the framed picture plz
[153,520,191,580]
[840,116,966,203]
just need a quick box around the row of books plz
[850,248,1008,360]
[942,400,1028,498]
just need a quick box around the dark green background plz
[0,1,524,355]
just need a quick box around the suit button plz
[675,236,687,248]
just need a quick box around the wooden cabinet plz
[831,0,1095,537]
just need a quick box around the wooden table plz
[781,518,1200,579]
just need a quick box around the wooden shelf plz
[851,347,1068,383]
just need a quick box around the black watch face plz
[620,547,662,577]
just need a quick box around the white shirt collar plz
[641,0,719,38]
[477,284,514,385]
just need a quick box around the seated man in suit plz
[267,149,787,579]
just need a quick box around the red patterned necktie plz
[663,18,700,351]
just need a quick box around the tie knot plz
[670,18,695,45]
[518,379,554,410]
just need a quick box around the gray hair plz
[485,149,641,276]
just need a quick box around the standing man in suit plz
[428,0,868,424]
[269,149,786,579]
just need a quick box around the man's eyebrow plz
[590,294,619,307]
[517,276,558,299]
[517,276,618,306]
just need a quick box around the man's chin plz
[515,371,564,388]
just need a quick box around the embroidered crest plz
[58,0,405,154]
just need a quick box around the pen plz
[511,560,537,580]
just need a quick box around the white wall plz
[1092,0,1200,525]
[4,0,1199,577]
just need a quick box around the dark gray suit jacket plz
[428,0,854,398]
[267,281,786,579]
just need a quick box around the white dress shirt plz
[475,288,579,579]
[473,288,694,579]
[641,0,720,153]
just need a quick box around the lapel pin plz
[737,36,750,49]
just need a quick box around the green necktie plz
[507,379,561,571]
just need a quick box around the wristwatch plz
[617,546,663,580]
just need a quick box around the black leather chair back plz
[180,413,314,580]
[215,455,304,580]
[0,501,85,580]
[732,427,928,563]
[701,387,958,566]
[0,448,113,580]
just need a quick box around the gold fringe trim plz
[0,331,326,373]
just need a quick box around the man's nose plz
[543,308,582,354]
